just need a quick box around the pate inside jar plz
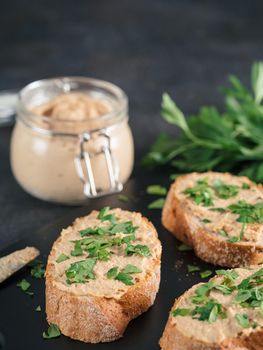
[10,77,134,204]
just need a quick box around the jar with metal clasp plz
[10,77,134,204]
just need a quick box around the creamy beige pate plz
[11,91,134,204]
[47,209,161,298]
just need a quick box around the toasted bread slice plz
[162,172,263,267]
[45,208,161,343]
[160,265,263,350]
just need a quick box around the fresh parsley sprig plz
[143,62,263,183]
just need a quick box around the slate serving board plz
[0,174,217,350]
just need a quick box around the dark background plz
[1,0,263,247]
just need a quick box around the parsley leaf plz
[146,185,167,195]
[178,243,192,251]
[31,263,45,278]
[235,313,251,328]
[212,179,239,199]
[106,267,118,279]
[65,258,96,284]
[125,244,151,257]
[56,253,69,263]
[172,308,192,317]
[200,270,213,279]
[17,279,31,292]
[148,198,165,209]
[107,265,142,286]
[118,194,129,203]
[97,207,116,224]
[143,63,263,183]
[187,265,200,273]
[228,201,263,224]
[43,324,61,339]
[35,305,41,312]
[183,178,213,206]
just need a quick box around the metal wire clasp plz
[74,129,123,198]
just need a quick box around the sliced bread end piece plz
[160,265,263,350]
[45,208,161,343]
[162,172,263,267]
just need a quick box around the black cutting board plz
[0,174,218,350]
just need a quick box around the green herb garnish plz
[106,264,142,286]
[65,258,96,284]
[242,183,250,189]
[17,279,31,292]
[178,243,192,252]
[218,229,229,238]
[56,253,69,263]
[192,299,225,323]
[125,244,151,257]
[43,324,61,339]
[200,270,213,279]
[183,178,213,206]
[201,218,211,223]
[31,263,45,278]
[235,313,251,328]
[97,207,116,224]
[227,223,246,243]
[146,185,167,195]
[118,194,129,203]
[35,305,41,312]
[172,308,192,317]
[142,62,263,183]
[228,201,263,223]
[187,265,201,273]
[148,198,165,209]
[209,207,226,213]
[212,179,239,199]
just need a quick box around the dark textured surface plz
[0,0,263,247]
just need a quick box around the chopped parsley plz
[31,263,45,278]
[192,299,225,323]
[118,194,129,203]
[97,207,117,224]
[218,229,229,238]
[172,308,192,317]
[209,207,226,213]
[56,253,69,263]
[227,223,245,243]
[183,178,213,206]
[17,279,31,292]
[212,179,239,199]
[43,324,61,339]
[146,185,167,196]
[187,265,200,273]
[235,313,253,328]
[228,201,263,224]
[242,183,250,189]
[148,198,165,209]
[65,258,96,284]
[178,243,192,252]
[125,244,151,257]
[200,270,213,279]
[201,218,211,223]
[35,305,41,312]
[106,264,142,286]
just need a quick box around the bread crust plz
[162,172,263,267]
[45,210,161,343]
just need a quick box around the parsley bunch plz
[143,62,263,182]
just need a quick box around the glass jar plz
[10,77,134,205]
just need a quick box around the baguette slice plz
[162,172,263,267]
[160,265,263,350]
[45,208,161,343]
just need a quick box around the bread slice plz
[162,172,263,267]
[160,265,263,350]
[45,207,161,343]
